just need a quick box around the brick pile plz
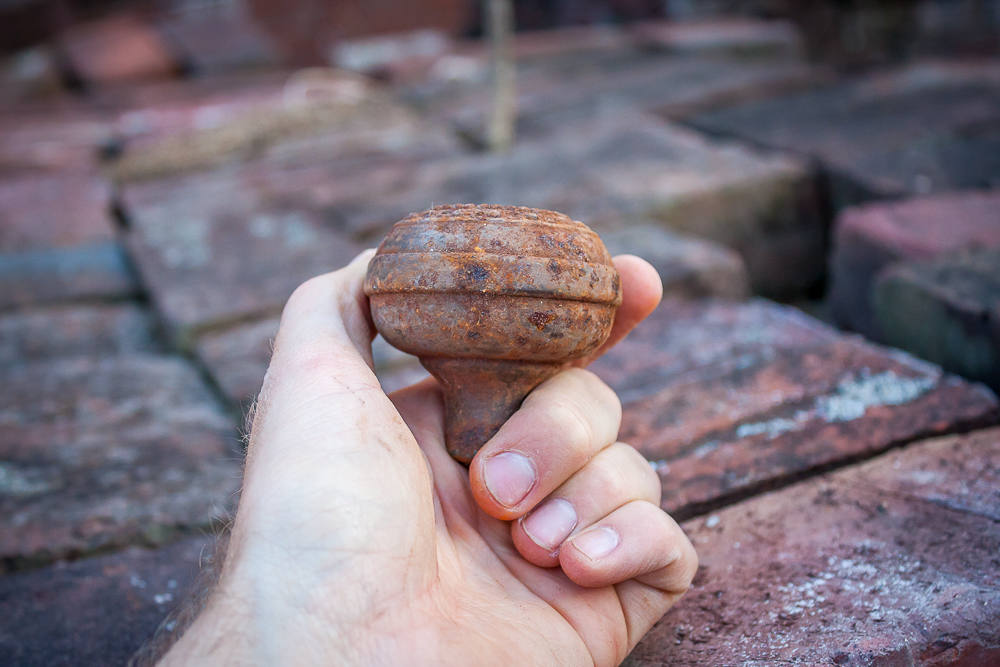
[1,10,998,665]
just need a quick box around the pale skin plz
[162,250,697,666]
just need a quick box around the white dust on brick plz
[734,369,938,441]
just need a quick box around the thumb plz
[231,249,436,584]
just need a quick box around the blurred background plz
[1,0,999,664]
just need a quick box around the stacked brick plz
[1,11,999,666]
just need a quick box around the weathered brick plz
[626,427,1000,665]
[601,225,749,300]
[690,61,1000,208]
[0,303,159,364]
[0,170,113,252]
[874,248,1000,391]
[120,169,365,339]
[829,189,1000,337]
[0,535,216,666]
[0,242,138,309]
[591,298,998,519]
[590,298,839,404]
[0,356,239,568]
[156,2,281,74]
[341,113,823,298]
[58,15,179,85]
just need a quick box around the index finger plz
[574,254,662,367]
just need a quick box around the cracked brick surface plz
[626,427,1000,665]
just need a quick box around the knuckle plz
[547,399,595,453]
[605,443,661,503]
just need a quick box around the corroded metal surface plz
[364,204,622,463]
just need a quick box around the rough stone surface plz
[341,113,822,298]
[626,427,1000,665]
[875,248,1000,391]
[0,356,239,568]
[0,535,216,666]
[120,169,364,339]
[592,298,999,519]
[0,242,138,309]
[0,304,160,364]
[829,189,1000,337]
[58,15,179,85]
[0,47,64,103]
[601,225,749,300]
[691,61,1000,208]
[0,170,113,252]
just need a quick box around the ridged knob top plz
[364,204,622,305]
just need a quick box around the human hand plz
[162,249,697,666]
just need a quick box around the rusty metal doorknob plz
[364,204,622,463]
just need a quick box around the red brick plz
[601,225,749,300]
[0,536,216,665]
[591,299,999,519]
[0,242,138,309]
[874,248,1000,391]
[58,15,179,85]
[0,356,239,567]
[120,169,365,338]
[829,190,1000,337]
[627,428,1000,665]
[691,61,1000,208]
[340,113,823,298]
[0,170,113,252]
[0,304,159,364]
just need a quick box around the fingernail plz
[570,526,620,560]
[483,451,536,508]
[523,498,577,551]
